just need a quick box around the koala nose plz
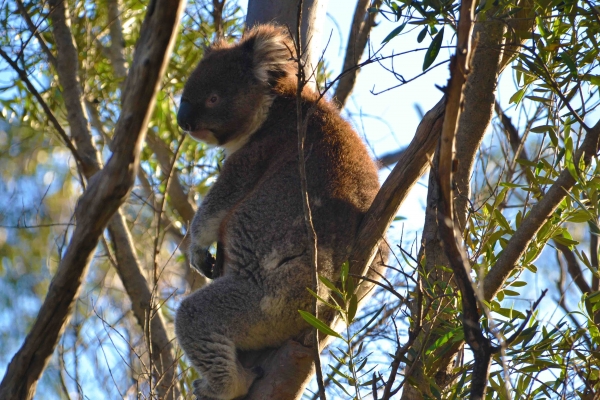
[177,100,195,131]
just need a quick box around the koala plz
[175,25,380,400]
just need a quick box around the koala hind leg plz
[176,276,273,400]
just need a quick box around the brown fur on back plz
[175,24,380,400]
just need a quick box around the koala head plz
[177,25,296,154]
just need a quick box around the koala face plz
[177,27,295,153]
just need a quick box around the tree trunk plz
[401,5,535,398]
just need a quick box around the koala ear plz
[242,25,295,86]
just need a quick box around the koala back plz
[178,23,380,279]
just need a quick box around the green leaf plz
[298,310,343,338]
[425,329,455,355]
[524,263,538,273]
[494,209,512,231]
[423,27,444,71]
[417,26,428,43]
[567,210,592,223]
[346,275,355,298]
[500,182,528,188]
[340,261,349,288]
[585,74,600,86]
[382,22,408,44]
[319,275,342,295]
[510,281,528,287]
[509,88,526,104]
[530,125,554,133]
[347,293,358,322]
[560,53,578,77]
[328,373,353,396]
[587,290,600,304]
[306,288,340,311]
[525,95,552,105]
[553,235,579,247]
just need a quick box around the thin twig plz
[0,47,85,184]
[504,289,547,345]
[294,1,326,399]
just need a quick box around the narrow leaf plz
[423,27,444,71]
[382,22,407,44]
[417,26,428,43]
[298,310,343,338]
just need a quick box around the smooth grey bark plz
[401,15,508,400]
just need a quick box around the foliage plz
[0,0,242,396]
[0,0,599,398]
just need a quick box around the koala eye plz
[206,94,220,107]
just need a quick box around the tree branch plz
[0,1,185,398]
[146,132,196,223]
[15,0,57,67]
[107,0,127,81]
[47,0,102,177]
[349,98,445,272]
[333,0,383,108]
[402,5,521,397]
[483,118,600,300]
[212,0,226,39]
[294,1,326,397]
[435,1,496,399]
[0,47,84,181]
[497,101,595,297]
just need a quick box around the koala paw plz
[189,244,216,279]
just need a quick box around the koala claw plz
[190,245,216,279]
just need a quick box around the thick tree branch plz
[52,1,177,397]
[350,98,445,271]
[47,0,102,176]
[436,1,497,398]
[333,0,382,108]
[0,1,185,398]
[402,7,516,398]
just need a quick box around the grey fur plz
[175,25,379,399]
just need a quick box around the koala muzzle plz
[177,100,195,131]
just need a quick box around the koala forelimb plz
[175,25,380,399]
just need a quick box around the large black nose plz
[177,100,195,131]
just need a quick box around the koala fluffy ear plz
[242,25,296,87]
